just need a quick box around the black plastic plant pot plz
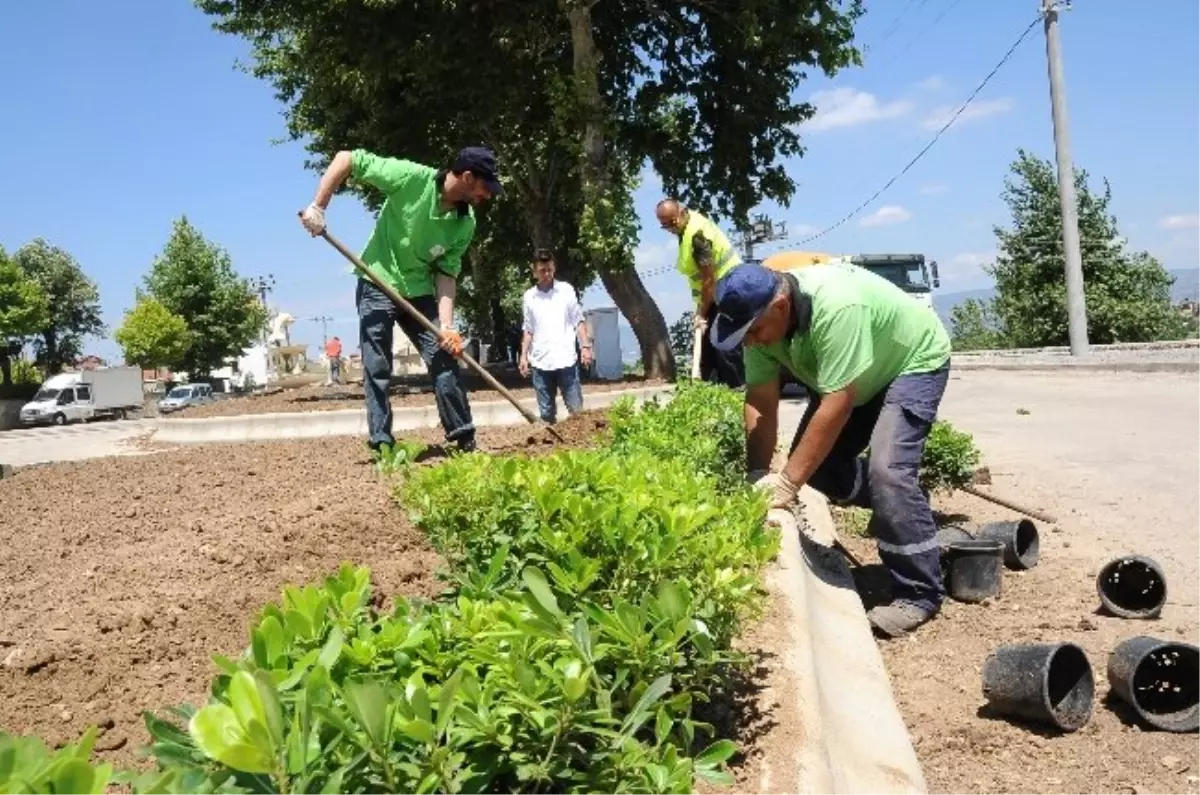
[1096,555,1167,619]
[976,519,1040,570]
[944,539,1005,603]
[982,642,1095,732]
[1107,636,1199,733]
[937,524,974,550]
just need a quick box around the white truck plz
[19,367,144,426]
[761,250,940,310]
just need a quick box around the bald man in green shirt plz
[710,259,952,637]
[300,146,503,453]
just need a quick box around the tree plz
[195,0,863,378]
[11,239,105,375]
[143,217,268,378]
[667,310,695,371]
[948,299,1004,351]
[981,150,1190,347]
[114,297,191,372]
[0,247,51,386]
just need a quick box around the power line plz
[794,13,1044,247]
[868,0,924,54]
[887,0,968,62]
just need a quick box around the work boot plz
[456,435,477,454]
[867,600,938,639]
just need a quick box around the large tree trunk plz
[563,0,675,379]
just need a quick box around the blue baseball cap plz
[454,146,504,196]
[710,263,781,351]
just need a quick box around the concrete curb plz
[767,492,926,794]
[951,360,1198,374]
[153,385,674,444]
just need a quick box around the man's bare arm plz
[312,151,353,209]
[435,273,457,330]
[745,380,781,472]
[693,233,717,315]
[781,386,855,487]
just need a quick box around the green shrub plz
[920,420,981,494]
[402,450,776,650]
[606,381,747,494]
[136,564,740,794]
[0,726,113,794]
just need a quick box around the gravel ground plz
[168,374,662,419]
[840,493,1198,794]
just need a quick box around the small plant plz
[831,506,872,538]
[371,439,429,475]
[0,726,113,794]
[920,420,982,494]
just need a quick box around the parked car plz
[156,383,215,414]
[20,367,144,426]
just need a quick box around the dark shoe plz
[456,436,477,453]
[868,600,938,638]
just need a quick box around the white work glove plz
[692,313,708,332]
[300,203,326,236]
[757,472,800,510]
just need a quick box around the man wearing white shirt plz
[519,249,594,423]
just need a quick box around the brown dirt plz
[696,591,802,795]
[0,413,616,770]
[837,491,1200,794]
[169,373,662,419]
[0,437,444,769]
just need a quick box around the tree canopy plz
[951,149,1192,349]
[114,296,192,372]
[143,217,268,377]
[195,0,863,376]
[11,239,105,375]
[0,247,51,386]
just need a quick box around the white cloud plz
[952,252,994,268]
[919,183,949,195]
[858,205,912,228]
[633,239,677,271]
[917,75,947,92]
[789,222,821,238]
[1159,213,1199,230]
[803,87,914,132]
[920,97,1014,131]
[941,251,997,291]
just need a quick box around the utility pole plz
[250,274,276,380]
[1042,0,1089,356]
[739,214,789,261]
[312,315,333,347]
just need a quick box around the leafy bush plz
[402,450,776,649]
[0,726,113,794]
[920,420,981,494]
[607,381,747,494]
[136,564,740,794]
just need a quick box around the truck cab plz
[848,254,940,310]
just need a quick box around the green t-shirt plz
[743,260,951,405]
[351,150,477,298]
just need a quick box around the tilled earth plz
[169,373,662,419]
[838,492,1200,794]
[0,416,612,770]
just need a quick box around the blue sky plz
[2,1,1197,363]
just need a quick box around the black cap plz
[453,146,504,196]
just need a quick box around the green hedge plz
[2,383,777,794]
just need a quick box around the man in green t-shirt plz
[710,260,952,637]
[300,146,503,453]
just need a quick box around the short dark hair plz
[532,248,555,263]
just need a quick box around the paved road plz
[0,419,155,467]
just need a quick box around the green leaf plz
[521,566,563,618]
[436,670,462,738]
[696,739,738,768]
[342,678,389,749]
[621,674,672,739]
[317,625,343,670]
[189,703,274,774]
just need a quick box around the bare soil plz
[838,491,1200,794]
[0,413,618,770]
[169,372,661,419]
